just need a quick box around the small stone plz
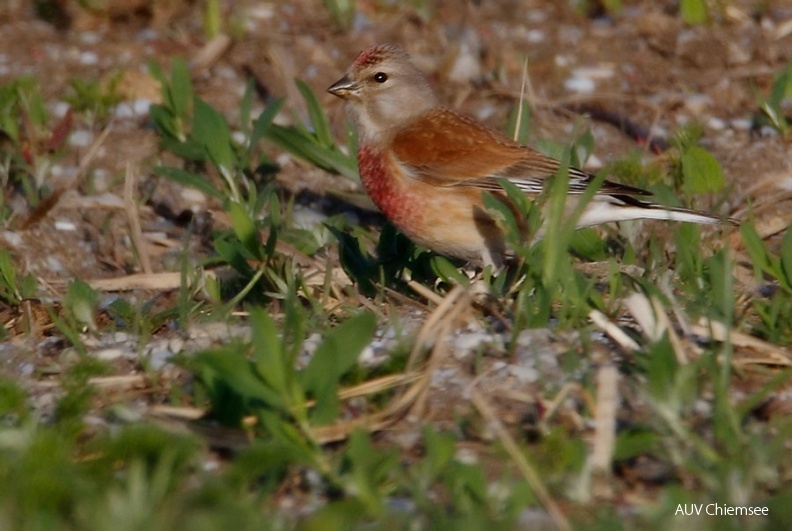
[68,130,94,148]
[455,447,479,465]
[147,347,171,371]
[168,336,185,354]
[707,117,726,130]
[684,93,712,115]
[730,118,752,130]
[79,51,99,65]
[54,220,77,232]
[564,76,596,94]
[94,348,124,361]
[509,365,539,383]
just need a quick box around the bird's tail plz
[577,194,738,228]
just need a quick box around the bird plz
[328,43,736,266]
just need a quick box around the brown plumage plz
[329,44,737,265]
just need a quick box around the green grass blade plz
[267,124,358,180]
[295,79,334,148]
[154,166,224,200]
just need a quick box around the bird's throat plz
[357,145,424,231]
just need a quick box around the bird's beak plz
[327,74,358,99]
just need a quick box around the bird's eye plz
[373,72,388,83]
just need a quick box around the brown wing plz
[390,108,525,184]
[391,108,651,197]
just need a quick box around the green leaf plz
[65,279,98,331]
[740,223,775,278]
[148,104,178,140]
[159,135,207,162]
[169,57,193,119]
[249,98,285,155]
[681,145,724,194]
[213,236,255,276]
[229,200,260,257]
[239,79,254,137]
[154,166,224,199]
[780,227,792,292]
[614,429,658,460]
[146,60,166,92]
[760,101,789,137]
[300,313,377,424]
[569,228,605,261]
[768,60,792,107]
[249,306,289,397]
[295,79,334,148]
[419,426,456,483]
[680,0,707,25]
[196,348,285,410]
[575,128,595,166]
[267,124,359,180]
[430,256,470,286]
[204,0,221,39]
[327,225,377,294]
[192,97,235,172]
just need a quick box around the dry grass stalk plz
[691,318,792,367]
[87,272,189,291]
[22,122,114,229]
[589,309,640,352]
[313,285,473,443]
[124,163,153,275]
[590,365,619,474]
[470,387,571,531]
[624,291,689,364]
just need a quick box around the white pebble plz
[147,348,171,371]
[202,459,220,472]
[168,336,185,353]
[455,447,479,465]
[79,32,101,45]
[132,99,152,115]
[731,118,752,130]
[54,220,77,232]
[555,55,572,68]
[527,10,548,23]
[509,365,539,383]
[526,29,545,43]
[776,175,792,191]
[110,331,131,343]
[79,51,99,65]
[684,93,712,115]
[693,399,712,416]
[180,187,207,205]
[564,76,596,94]
[232,131,246,145]
[94,348,124,361]
[51,101,71,117]
[113,103,135,119]
[1,231,23,248]
[572,65,614,80]
[357,345,376,365]
[586,154,604,170]
[707,117,726,130]
[248,4,276,20]
[68,130,94,148]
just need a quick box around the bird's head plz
[328,44,437,143]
